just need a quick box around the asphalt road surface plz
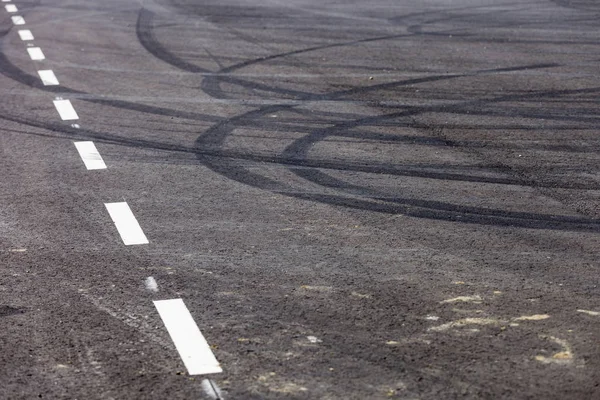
[1,0,600,398]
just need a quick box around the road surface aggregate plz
[1,0,600,398]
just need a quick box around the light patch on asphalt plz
[11,15,24,25]
[306,336,322,343]
[27,47,45,61]
[299,285,332,292]
[386,338,432,346]
[430,313,552,332]
[5,4,17,12]
[38,70,59,86]
[144,276,158,292]
[350,291,371,299]
[384,383,408,398]
[425,315,440,321]
[17,29,33,40]
[513,314,550,321]
[53,99,79,120]
[201,379,223,400]
[80,292,166,346]
[74,141,106,170]
[255,373,308,394]
[153,298,222,375]
[10,248,27,252]
[535,336,574,365]
[452,308,484,314]
[428,317,502,332]
[104,202,149,245]
[440,295,482,304]
[577,309,600,316]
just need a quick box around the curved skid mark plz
[2,105,598,232]
[0,47,221,123]
[136,8,210,73]
[1,3,594,231]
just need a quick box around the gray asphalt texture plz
[1,0,600,398]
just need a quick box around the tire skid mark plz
[1,107,599,232]
[129,5,600,229]
[2,3,599,232]
[0,47,223,123]
[2,100,600,232]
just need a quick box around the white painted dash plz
[5,4,18,12]
[144,276,159,292]
[27,47,45,61]
[154,299,222,375]
[11,15,25,25]
[104,202,149,245]
[38,70,59,86]
[53,99,79,120]
[2,0,12,3]
[74,141,106,170]
[18,29,34,41]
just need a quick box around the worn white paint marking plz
[104,202,148,245]
[38,69,59,86]
[577,309,600,316]
[307,336,322,343]
[27,47,45,61]
[535,336,573,365]
[53,99,79,120]
[144,276,158,292]
[201,379,223,400]
[440,295,482,304]
[74,141,106,170]
[17,29,33,41]
[5,4,17,12]
[513,314,550,321]
[2,0,11,3]
[11,15,25,25]
[154,298,222,375]
[428,318,502,332]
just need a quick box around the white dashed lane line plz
[53,99,79,120]
[38,69,59,85]
[74,141,107,170]
[104,202,149,245]
[9,2,225,383]
[154,299,223,375]
[27,47,45,60]
[18,29,34,41]
[11,15,25,25]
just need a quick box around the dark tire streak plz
[2,2,598,231]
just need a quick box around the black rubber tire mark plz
[129,6,600,228]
